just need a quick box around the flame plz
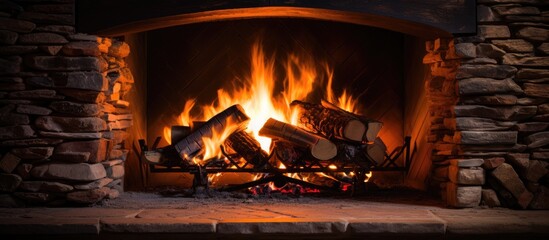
[164,39,360,167]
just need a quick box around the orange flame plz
[164,39,360,163]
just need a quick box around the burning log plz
[272,140,306,166]
[224,130,269,167]
[259,118,337,160]
[291,100,365,142]
[171,126,191,145]
[173,104,250,161]
[320,99,383,142]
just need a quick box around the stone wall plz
[0,0,133,206]
[426,0,549,209]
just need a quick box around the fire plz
[163,39,360,164]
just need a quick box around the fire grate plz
[137,135,411,195]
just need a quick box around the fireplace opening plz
[121,18,432,194]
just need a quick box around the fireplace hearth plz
[1,0,549,212]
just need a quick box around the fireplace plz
[1,0,548,211]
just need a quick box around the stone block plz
[0,194,23,207]
[11,147,52,161]
[18,11,74,25]
[74,178,112,190]
[0,17,35,33]
[19,181,73,193]
[456,131,517,145]
[57,89,105,103]
[525,160,549,182]
[506,153,530,170]
[514,122,549,132]
[449,158,484,167]
[62,41,101,56]
[49,101,100,116]
[0,173,21,192]
[0,152,20,173]
[478,5,501,22]
[523,83,549,98]
[30,163,106,181]
[0,30,17,44]
[503,54,549,67]
[541,104,549,114]
[493,4,540,15]
[0,138,63,147]
[8,89,57,99]
[16,163,32,180]
[531,152,549,160]
[446,182,481,208]
[39,131,101,139]
[451,117,515,131]
[449,165,485,185]
[0,56,21,74]
[516,27,549,42]
[51,72,107,91]
[525,131,549,148]
[108,41,130,58]
[492,39,533,53]
[17,33,67,44]
[539,43,549,55]
[529,186,549,209]
[106,165,124,179]
[478,25,510,39]
[454,105,537,121]
[460,95,517,105]
[456,65,517,79]
[458,78,522,95]
[13,192,54,204]
[39,45,63,55]
[481,189,501,207]
[35,116,107,132]
[476,43,506,59]
[101,217,215,233]
[0,217,100,235]
[54,139,110,163]
[491,163,528,200]
[67,187,110,204]
[52,152,90,163]
[516,68,549,79]
[25,56,102,71]
[26,4,74,14]
[0,45,38,55]
[35,25,75,34]
[482,157,505,170]
[0,125,35,140]
[16,105,52,115]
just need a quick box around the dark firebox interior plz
[125,18,428,189]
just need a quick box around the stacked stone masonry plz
[0,0,132,206]
[426,0,549,209]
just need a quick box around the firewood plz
[320,99,383,142]
[173,104,250,161]
[171,126,191,145]
[272,140,306,166]
[224,130,269,167]
[259,118,337,160]
[143,150,162,164]
[291,100,365,142]
[364,137,387,165]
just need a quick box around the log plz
[171,125,191,145]
[272,140,306,166]
[365,137,387,165]
[224,130,269,167]
[142,150,162,164]
[173,104,250,161]
[291,100,364,142]
[259,118,337,160]
[320,99,383,142]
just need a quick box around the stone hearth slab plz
[101,217,216,233]
[0,217,99,235]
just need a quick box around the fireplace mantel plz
[76,0,475,37]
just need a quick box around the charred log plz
[173,104,250,161]
[224,130,269,167]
